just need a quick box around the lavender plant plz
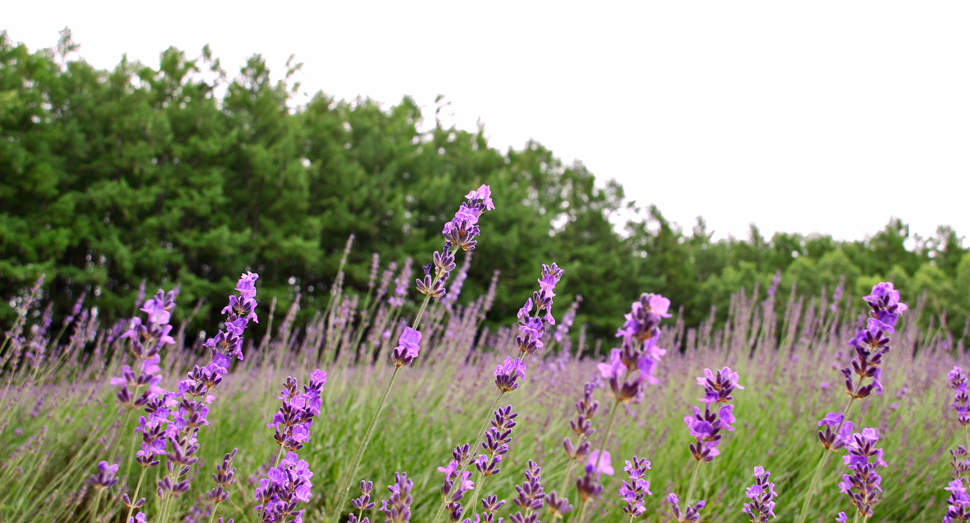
[837,428,886,522]
[328,185,494,523]
[795,282,906,523]
[741,467,777,523]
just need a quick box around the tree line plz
[2,30,968,344]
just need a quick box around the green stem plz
[207,502,223,523]
[683,458,702,509]
[275,445,286,468]
[124,468,147,523]
[794,391,859,523]
[593,400,621,474]
[575,499,590,523]
[88,489,103,523]
[557,459,578,498]
[853,510,861,523]
[327,366,402,523]
[964,424,968,450]
[432,390,505,523]
[461,473,487,520]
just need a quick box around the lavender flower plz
[619,456,651,519]
[949,366,970,426]
[684,367,742,462]
[742,467,778,522]
[951,447,970,482]
[838,428,887,519]
[389,258,413,308]
[842,282,907,399]
[544,491,572,520]
[817,413,854,450]
[438,446,476,522]
[267,369,326,453]
[89,461,119,489]
[391,328,422,367]
[509,460,545,523]
[254,452,315,523]
[349,480,376,523]
[667,493,705,523]
[494,357,526,393]
[944,479,970,523]
[207,448,237,506]
[475,405,517,478]
[442,184,494,251]
[563,382,599,462]
[598,293,671,403]
[368,253,381,290]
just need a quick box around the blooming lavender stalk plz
[509,460,545,523]
[557,382,599,500]
[349,480,375,523]
[680,367,742,513]
[254,370,326,523]
[430,264,562,523]
[667,493,705,523]
[88,461,119,523]
[206,448,237,523]
[838,428,886,521]
[943,479,970,523]
[329,187,494,523]
[795,283,906,523]
[463,405,518,519]
[949,366,970,448]
[575,293,670,522]
[742,467,778,523]
[155,272,259,523]
[619,456,652,521]
[380,472,414,523]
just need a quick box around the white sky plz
[6,1,970,243]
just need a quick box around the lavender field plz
[0,187,966,523]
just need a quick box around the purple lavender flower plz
[89,461,119,489]
[742,467,778,522]
[951,446,970,482]
[563,382,599,462]
[544,491,572,520]
[368,253,381,290]
[619,456,652,519]
[943,479,970,523]
[475,405,517,478]
[598,293,671,403]
[438,447,476,522]
[267,369,326,452]
[494,357,526,393]
[514,264,566,358]
[667,493,705,523]
[949,366,970,426]
[389,258,413,308]
[509,460,545,523]
[841,282,907,399]
[391,328,423,367]
[349,480,376,523]
[838,428,887,519]
[207,448,237,506]
[835,513,847,523]
[254,452,315,523]
[685,367,742,462]
[442,184,494,251]
[587,450,614,478]
[817,413,854,450]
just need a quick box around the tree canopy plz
[2,30,968,343]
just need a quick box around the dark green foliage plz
[2,31,969,343]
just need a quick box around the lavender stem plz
[327,366,402,523]
[683,459,702,511]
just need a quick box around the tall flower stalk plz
[328,185,494,523]
[432,263,564,523]
[795,283,906,523]
[574,293,670,522]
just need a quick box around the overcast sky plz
[6,1,969,243]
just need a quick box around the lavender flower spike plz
[838,428,887,519]
[667,493,706,523]
[392,328,422,367]
[742,467,778,522]
[943,479,970,523]
[494,357,526,393]
[380,472,414,523]
[619,456,652,519]
[949,366,970,427]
